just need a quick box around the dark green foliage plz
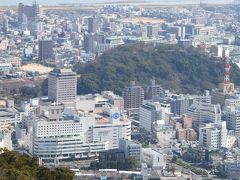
[19,86,40,98]
[0,149,75,180]
[74,43,240,95]
[176,159,208,176]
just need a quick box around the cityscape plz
[1,0,240,179]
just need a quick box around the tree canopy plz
[0,149,75,180]
[74,43,239,95]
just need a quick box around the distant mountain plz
[74,43,240,95]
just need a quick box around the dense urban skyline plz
[1,0,240,179]
[0,0,234,6]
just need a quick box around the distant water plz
[0,0,233,6]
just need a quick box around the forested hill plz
[0,149,74,180]
[74,43,240,95]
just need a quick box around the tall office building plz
[38,40,53,61]
[122,81,144,109]
[170,94,190,116]
[199,122,227,150]
[144,80,163,100]
[83,34,106,53]
[48,68,77,104]
[225,106,240,137]
[167,25,186,39]
[139,102,161,133]
[2,16,8,32]
[18,2,40,25]
[88,17,99,33]
[146,25,159,37]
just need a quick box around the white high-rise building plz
[139,102,162,133]
[48,68,77,104]
[199,122,227,150]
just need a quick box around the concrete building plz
[191,93,211,104]
[211,90,228,107]
[2,16,8,33]
[183,114,193,129]
[170,94,190,116]
[37,102,64,121]
[225,97,240,108]
[199,122,227,150]
[167,25,185,39]
[144,80,163,100]
[102,91,124,113]
[139,102,161,133]
[84,34,106,53]
[0,107,21,127]
[89,120,131,149]
[27,115,108,161]
[123,81,144,109]
[38,40,53,61]
[142,148,166,170]
[48,68,77,104]
[187,102,221,128]
[211,83,235,107]
[119,138,142,161]
[18,2,40,25]
[196,26,217,35]
[88,17,99,33]
[176,128,197,141]
[146,25,159,37]
[23,101,131,162]
[75,95,96,112]
[225,106,240,137]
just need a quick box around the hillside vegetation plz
[0,149,74,180]
[75,43,240,95]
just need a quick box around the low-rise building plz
[142,148,166,170]
[119,138,142,161]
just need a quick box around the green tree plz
[0,149,74,180]
[125,157,139,170]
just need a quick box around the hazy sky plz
[0,0,231,6]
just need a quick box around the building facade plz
[199,122,227,150]
[123,81,144,109]
[139,102,161,133]
[48,68,77,104]
[38,40,53,61]
[119,138,142,161]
